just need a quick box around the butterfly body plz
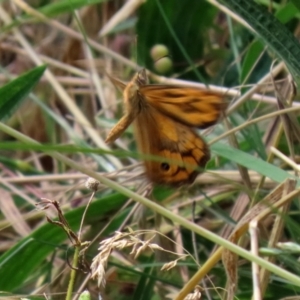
[105,70,224,185]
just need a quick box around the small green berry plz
[150,44,169,61]
[154,57,173,74]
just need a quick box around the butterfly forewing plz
[140,85,225,128]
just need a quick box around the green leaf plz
[290,0,300,12]
[2,0,107,33]
[38,0,107,17]
[212,142,298,185]
[0,65,47,121]
[0,155,43,174]
[133,256,156,300]
[220,0,300,85]
[275,2,298,24]
[240,40,264,84]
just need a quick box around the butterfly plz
[105,69,225,185]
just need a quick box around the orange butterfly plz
[105,70,225,185]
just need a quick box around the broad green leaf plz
[0,65,46,121]
[290,0,300,12]
[220,0,300,85]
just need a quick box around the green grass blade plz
[212,142,298,185]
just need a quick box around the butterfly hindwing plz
[134,106,210,185]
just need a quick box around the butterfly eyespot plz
[161,162,170,171]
